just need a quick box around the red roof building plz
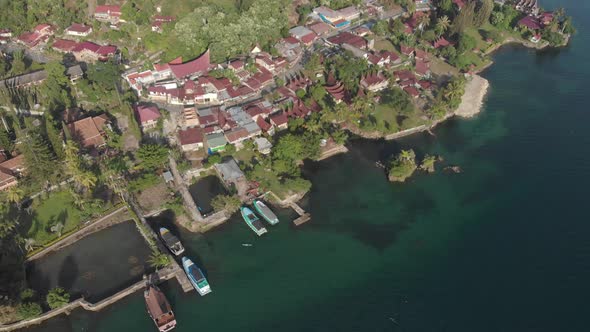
[178,127,204,151]
[65,23,93,36]
[134,104,161,129]
[394,70,416,82]
[327,32,368,49]
[518,16,542,30]
[67,115,109,149]
[360,72,389,92]
[269,112,289,130]
[415,59,430,77]
[256,116,273,133]
[433,37,451,49]
[52,39,79,52]
[309,22,332,36]
[403,86,420,98]
[169,50,211,80]
[94,5,122,23]
[400,45,415,57]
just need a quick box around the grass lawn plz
[429,56,460,76]
[25,191,83,245]
[373,102,401,133]
[374,37,397,52]
[233,147,256,165]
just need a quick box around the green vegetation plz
[46,287,70,309]
[419,154,437,173]
[136,144,169,170]
[211,195,241,214]
[147,249,171,270]
[17,302,42,319]
[388,149,417,182]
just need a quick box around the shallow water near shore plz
[21,0,590,330]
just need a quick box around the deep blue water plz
[22,0,590,330]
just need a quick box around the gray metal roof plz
[206,132,227,147]
[215,158,245,182]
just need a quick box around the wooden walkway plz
[266,191,311,226]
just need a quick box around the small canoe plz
[240,206,267,236]
[253,199,279,225]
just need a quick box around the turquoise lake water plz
[23,0,590,330]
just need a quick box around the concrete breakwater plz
[0,264,187,332]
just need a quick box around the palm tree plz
[436,15,451,36]
[444,80,464,101]
[50,222,64,237]
[70,190,86,210]
[418,14,431,33]
[148,249,170,270]
[6,186,24,204]
[79,172,97,190]
[24,238,36,252]
[400,149,414,162]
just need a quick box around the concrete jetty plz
[266,191,311,226]
[0,264,192,332]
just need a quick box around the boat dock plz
[290,202,311,226]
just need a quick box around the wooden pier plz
[290,202,311,226]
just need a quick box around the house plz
[254,137,272,155]
[415,49,428,61]
[65,23,93,37]
[214,158,245,184]
[308,22,332,36]
[169,50,211,80]
[206,132,227,154]
[360,72,389,92]
[1,66,83,89]
[367,50,401,67]
[353,26,371,37]
[313,6,347,27]
[94,5,122,24]
[256,116,274,135]
[224,127,250,146]
[415,59,431,77]
[338,6,361,21]
[515,0,539,15]
[0,155,25,191]
[518,16,542,30]
[539,12,554,26]
[400,45,415,57]
[0,29,11,44]
[289,26,317,45]
[433,37,451,49]
[403,86,420,98]
[394,70,416,82]
[269,112,289,130]
[178,127,204,151]
[452,0,465,10]
[327,32,368,49]
[152,15,175,33]
[134,104,161,129]
[17,24,54,47]
[414,0,433,11]
[530,33,541,43]
[52,39,79,53]
[67,115,109,150]
[72,41,117,62]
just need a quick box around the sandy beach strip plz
[454,75,490,118]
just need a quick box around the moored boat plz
[144,283,177,332]
[253,199,279,225]
[240,206,268,236]
[159,227,185,256]
[182,257,212,296]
